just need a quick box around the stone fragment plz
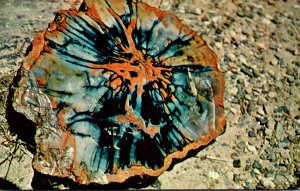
[229,87,239,96]
[233,159,241,168]
[268,92,277,98]
[261,177,275,188]
[257,106,265,116]
[252,160,262,169]
[248,130,257,138]
[227,52,237,62]
[247,145,257,152]
[241,66,254,77]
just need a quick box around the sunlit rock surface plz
[12,0,225,185]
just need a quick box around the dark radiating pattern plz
[12,0,226,185]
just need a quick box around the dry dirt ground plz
[0,0,299,189]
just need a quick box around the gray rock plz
[278,138,290,148]
[259,117,268,126]
[266,118,276,130]
[270,57,279,65]
[252,160,262,169]
[241,66,254,77]
[285,74,295,83]
[267,152,276,162]
[248,130,257,138]
[229,87,239,96]
[275,122,284,132]
[247,145,257,152]
[265,128,273,137]
[275,51,287,60]
[227,52,237,62]
[268,91,277,98]
[245,86,252,94]
[285,175,295,184]
[261,177,275,188]
[247,103,256,114]
[257,106,265,115]
[238,55,248,65]
[253,168,261,175]
[257,96,267,105]
[274,174,286,185]
[245,94,252,101]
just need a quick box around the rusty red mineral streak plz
[13,0,226,185]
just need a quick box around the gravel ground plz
[0,0,299,189]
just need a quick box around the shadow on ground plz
[0,178,19,190]
[6,68,36,154]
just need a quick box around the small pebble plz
[262,18,271,25]
[258,96,267,104]
[247,145,256,152]
[230,107,237,114]
[267,118,276,129]
[253,42,266,49]
[227,52,237,62]
[257,107,265,115]
[252,160,262,169]
[244,94,252,101]
[238,55,248,65]
[233,159,241,168]
[248,130,257,138]
[278,138,290,148]
[275,51,286,59]
[245,86,252,94]
[264,105,274,115]
[247,103,256,114]
[270,58,279,65]
[293,4,300,9]
[259,117,268,126]
[241,66,254,77]
[229,87,238,96]
[274,174,286,185]
[265,128,273,137]
[230,152,239,160]
[274,106,288,114]
[261,177,276,188]
[275,122,284,132]
[253,168,261,175]
[268,91,277,98]
[267,152,276,162]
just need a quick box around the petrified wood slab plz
[11,0,226,185]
